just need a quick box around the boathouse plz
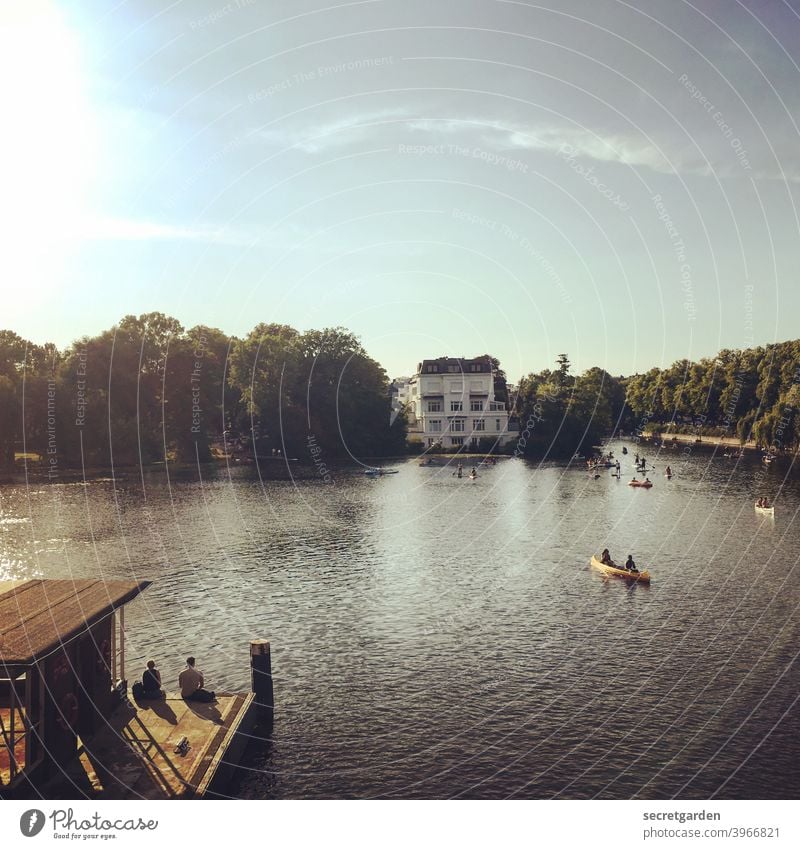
[2,578,263,799]
[0,578,150,793]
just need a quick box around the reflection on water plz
[1,444,798,799]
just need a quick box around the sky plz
[2,0,800,381]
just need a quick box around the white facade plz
[408,357,512,449]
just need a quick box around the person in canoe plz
[625,555,638,573]
[665,465,672,476]
[601,548,614,566]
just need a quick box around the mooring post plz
[250,639,274,723]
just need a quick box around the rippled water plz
[2,444,798,799]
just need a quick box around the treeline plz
[622,340,800,449]
[2,316,799,470]
[514,355,626,458]
[513,341,800,458]
[0,314,406,470]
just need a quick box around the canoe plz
[590,555,651,583]
[628,480,653,488]
[365,468,399,476]
[754,503,775,515]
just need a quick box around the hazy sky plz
[3,0,800,380]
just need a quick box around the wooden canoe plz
[590,555,651,583]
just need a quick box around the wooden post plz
[250,639,273,722]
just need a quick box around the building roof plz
[0,579,151,666]
[417,355,493,374]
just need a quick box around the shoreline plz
[640,431,761,451]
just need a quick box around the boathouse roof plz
[0,579,151,666]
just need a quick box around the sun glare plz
[0,0,96,309]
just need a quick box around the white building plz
[408,356,513,449]
[389,376,413,426]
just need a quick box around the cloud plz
[257,107,406,153]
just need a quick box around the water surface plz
[1,444,798,799]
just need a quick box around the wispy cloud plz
[257,107,406,153]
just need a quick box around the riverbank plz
[641,431,760,451]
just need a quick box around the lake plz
[1,443,798,799]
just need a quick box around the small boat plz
[763,454,776,465]
[628,479,653,488]
[590,555,651,583]
[754,502,775,515]
[621,447,628,454]
[469,473,477,480]
[365,468,399,476]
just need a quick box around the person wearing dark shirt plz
[625,555,638,573]
[141,659,163,698]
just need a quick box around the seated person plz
[625,555,637,573]
[179,657,216,702]
[600,548,613,565]
[141,659,163,698]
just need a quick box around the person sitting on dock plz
[625,555,637,573]
[179,657,216,702]
[141,659,163,699]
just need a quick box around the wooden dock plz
[50,691,255,799]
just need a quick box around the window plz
[425,364,439,373]
[496,419,501,431]
[427,401,442,412]
[490,401,505,411]
[450,400,463,412]
[474,419,485,431]
[447,364,460,373]
[469,362,482,372]
[470,400,483,412]
[430,420,442,432]
[451,437,464,446]
[452,419,465,432]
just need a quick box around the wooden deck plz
[50,691,254,799]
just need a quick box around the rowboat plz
[365,468,399,476]
[754,503,775,515]
[590,555,651,583]
[628,480,653,488]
